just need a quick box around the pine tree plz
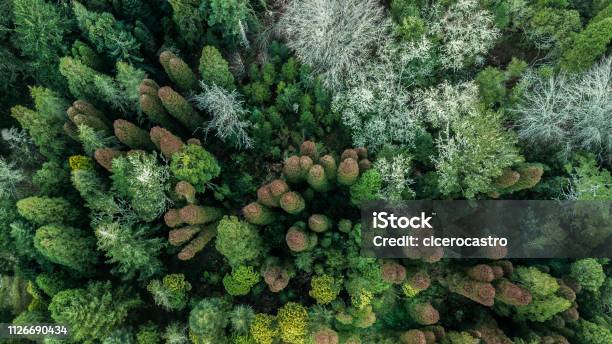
[12,0,68,89]
[10,87,71,161]
[34,224,98,273]
[49,281,141,342]
[96,221,165,281]
[72,1,142,62]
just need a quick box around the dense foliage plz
[0,0,610,343]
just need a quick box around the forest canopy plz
[0,0,610,344]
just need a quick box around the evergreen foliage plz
[49,281,140,342]
[0,1,609,343]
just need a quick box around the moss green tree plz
[34,224,98,273]
[16,196,78,225]
[215,216,263,267]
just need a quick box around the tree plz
[277,302,308,344]
[10,87,71,161]
[566,155,612,200]
[350,169,382,206]
[419,82,522,198]
[111,152,170,222]
[0,158,25,199]
[193,83,253,149]
[95,221,165,280]
[521,6,581,55]
[189,297,231,344]
[215,216,263,267]
[570,258,606,292]
[279,0,389,89]
[198,46,235,89]
[515,57,611,157]
[573,319,612,344]
[168,0,206,47]
[429,0,500,70]
[34,224,98,273]
[147,274,192,311]
[512,266,572,322]
[205,0,251,44]
[309,274,341,305]
[72,1,141,62]
[170,144,221,193]
[560,5,612,72]
[12,0,68,88]
[223,265,260,296]
[16,196,78,225]
[49,281,141,343]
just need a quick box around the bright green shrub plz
[277,302,308,344]
[223,265,261,296]
[309,274,341,305]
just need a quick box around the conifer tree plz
[34,224,98,273]
[12,0,68,88]
[49,281,141,342]
[10,87,71,161]
[72,1,141,62]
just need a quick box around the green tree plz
[16,196,78,225]
[223,265,260,296]
[566,155,612,200]
[111,152,170,221]
[309,274,341,305]
[10,87,71,161]
[350,169,382,206]
[95,221,165,280]
[277,302,308,344]
[215,216,263,267]
[189,297,231,343]
[199,46,235,89]
[12,0,68,88]
[34,224,98,273]
[170,144,221,193]
[573,319,612,344]
[570,258,606,292]
[72,1,141,62]
[49,281,141,343]
[168,0,206,47]
[205,0,251,42]
[560,5,612,72]
[147,274,192,311]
